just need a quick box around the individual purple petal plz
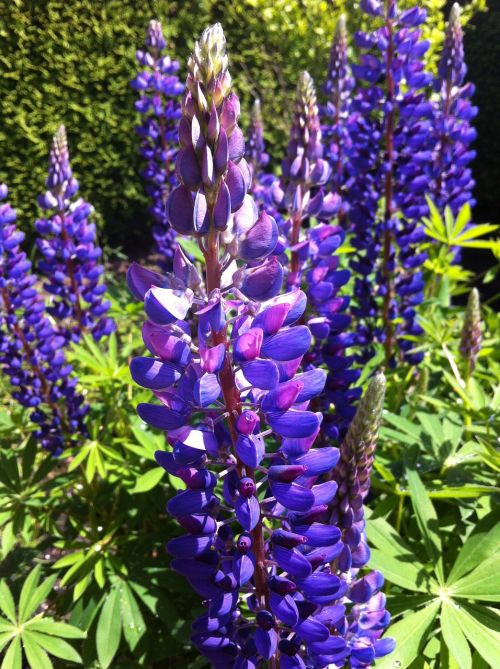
[260,325,311,361]
[239,257,283,302]
[234,328,263,361]
[213,182,231,230]
[293,617,329,643]
[235,495,260,531]
[127,262,169,300]
[298,572,343,597]
[236,410,259,436]
[130,357,182,390]
[272,545,312,580]
[202,146,214,187]
[269,592,299,627]
[267,410,320,438]
[241,359,279,390]
[144,286,194,325]
[269,481,315,512]
[290,522,341,547]
[137,403,189,430]
[254,628,278,660]
[193,373,221,407]
[166,185,195,234]
[214,128,229,176]
[167,534,213,558]
[228,126,245,162]
[193,190,209,234]
[225,161,246,212]
[235,434,264,468]
[167,489,217,516]
[311,481,338,505]
[374,638,396,657]
[294,447,340,476]
[240,211,278,261]
[177,514,217,534]
[200,344,226,373]
[176,145,202,188]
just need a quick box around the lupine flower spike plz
[432,3,477,216]
[128,24,392,668]
[459,287,481,380]
[246,99,269,189]
[36,125,114,342]
[0,185,87,453]
[132,20,185,263]
[274,70,360,442]
[349,0,433,366]
[321,15,354,226]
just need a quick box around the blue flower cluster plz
[132,20,185,263]
[129,25,393,668]
[0,185,87,453]
[36,125,114,342]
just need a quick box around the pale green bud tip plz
[297,71,317,108]
[190,23,228,80]
[467,287,480,316]
[335,14,347,40]
[345,371,386,452]
[450,2,461,25]
[252,98,262,122]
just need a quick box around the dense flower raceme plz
[432,3,477,216]
[35,125,114,342]
[245,99,269,188]
[128,24,393,668]
[131,20,185,262]
[0,185,87,453]
[320,15,355,226]
[273,71,360,443]
[348,0,434,366]
[459,287,481,377]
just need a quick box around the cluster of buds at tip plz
[128,24,394,667]
[245,99,269,184]
[132,20,185,264]
[0,185,88,453]
[35,125,114,342]
[459,288,481,375]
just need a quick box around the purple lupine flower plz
[432,3,477,216]
[459,287,481,378]
[273,71,360,443]
[347,0,433,366]
[132,20,185,263]
[245,99,269,189]
[320,15,355,226]
[35,125,114,342]
[0,185,88,453]
[128,24,393,667]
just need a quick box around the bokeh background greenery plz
[0,0,495,253]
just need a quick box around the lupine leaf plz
[24,630,82,663]
[1,635,22,669]
[19,572,57,624]
[25,618,86,639]
[22,633,53,669]
[375,601,440,669]
[441,601,472,669]
[132,467,164,493]
[368,549,435,593]
[447,509,500,583]
[119,582,145,650]
[454,603,500,667]
[450,555,500,601]
[0,582,16,623]
[96,587,121,668]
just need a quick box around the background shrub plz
[0,0,490,254]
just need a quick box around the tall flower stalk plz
[432,3,477,216]
[128,24,392,668]
[36,125,114,342]
[132,20,185,263]
[348,0,433,366]
[0,185,87,453]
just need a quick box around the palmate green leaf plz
[26,618,86,639]
[96,587,121,669]
[0,631,15,654]
[1,635,22,669]
[440,601,472,669]
[22,633,53,669]
[369,549,435,594]
[425,484,499,498]
[454,603,500,667]
[0,582,16,623]
[453,223,498,244]
[131,467,164,493]
[119,582,145,651]
[447,510,500,583]
[24,630,82,664]
[1,521,15,558]
[450,555,500,602]
[376,601,440,669]
[405,465,444,582]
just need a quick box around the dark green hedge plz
[0,0,492,254]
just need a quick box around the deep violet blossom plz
[432,3,477,216]
[347,0,434,366]
[128,24,392,668]
[320,15,355,226]
[273,70,360,443]
[35,125,114,342]
[132,20,185,262]
[0,185,87,453]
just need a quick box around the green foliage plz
[0,0,487,250]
